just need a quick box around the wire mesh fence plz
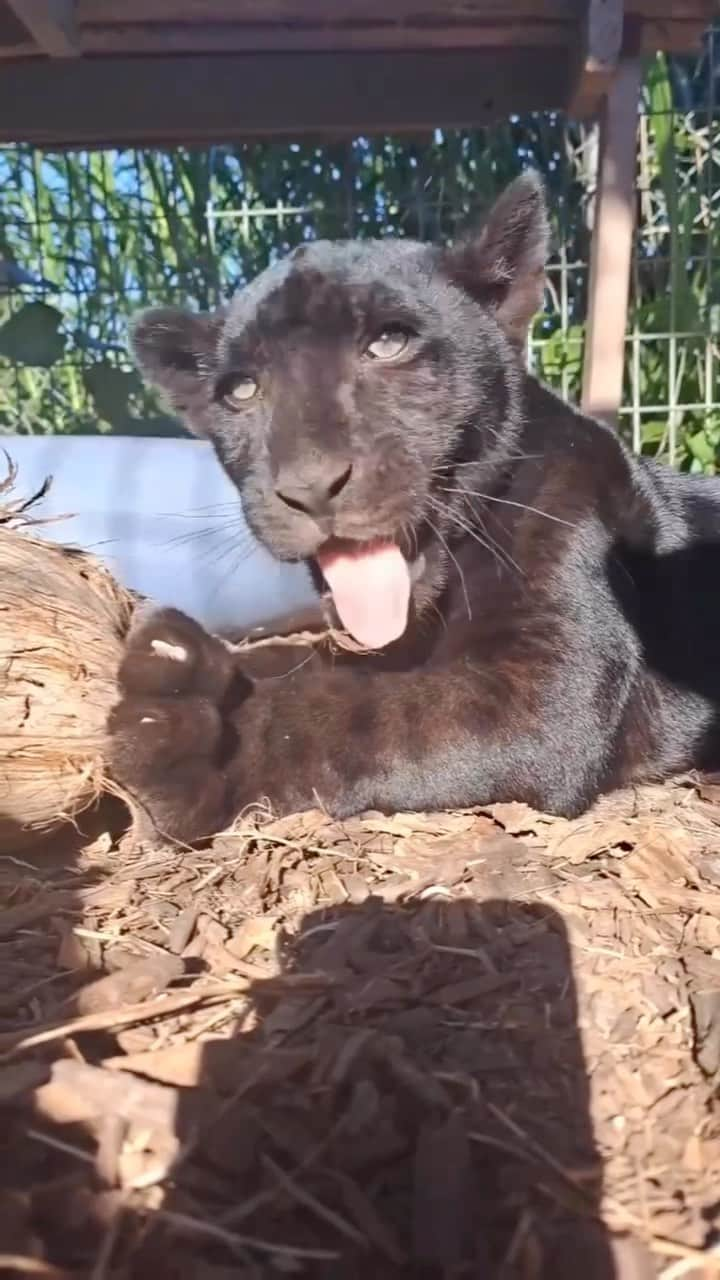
[0,25,718,469]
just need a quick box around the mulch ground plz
[2,775,720,1279]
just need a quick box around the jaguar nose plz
[275,458,353,518]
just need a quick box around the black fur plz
[109,174,720,842]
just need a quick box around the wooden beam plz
[0,19,709,62]
[640,16,715,52]
[0,2,712,61]
[70,0,714,19]
[569,0,624,120]
[79,0,578,21]
[38,20,574,56]
[0,49,572,146]
[580,55,642,427]
[5,0,79,57]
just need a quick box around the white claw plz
[150,639,188,662]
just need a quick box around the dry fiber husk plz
[0,487,133,850]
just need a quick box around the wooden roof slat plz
[0,14,710,60]
[74,0,713,19]
[5,0,79,56]
[0,20,574,58]
[76,0,580,22]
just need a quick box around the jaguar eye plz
[221,376,258,408]
[366,330,410,361]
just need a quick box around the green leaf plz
[638,419,668,446]
[686,429,716,467]
[632,299,671,334]
[537,324,584,384]
[83,362,142,428]
[644,53,699,335]
[0,302,65,367]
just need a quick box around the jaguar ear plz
[130,305,226,420]
[441,172,550,346]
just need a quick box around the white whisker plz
[426,511,472,624]
[428,493,523,580]
[439,486,575,529]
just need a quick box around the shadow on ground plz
[1,886,623,1279]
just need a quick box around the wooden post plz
[581,55,642,426]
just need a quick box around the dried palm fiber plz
[0,459,133,849]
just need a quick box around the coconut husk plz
[0,457,349,852]
[0,462,133,849]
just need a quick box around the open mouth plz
[315,538,426,650]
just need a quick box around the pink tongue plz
[317,540,411,649]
